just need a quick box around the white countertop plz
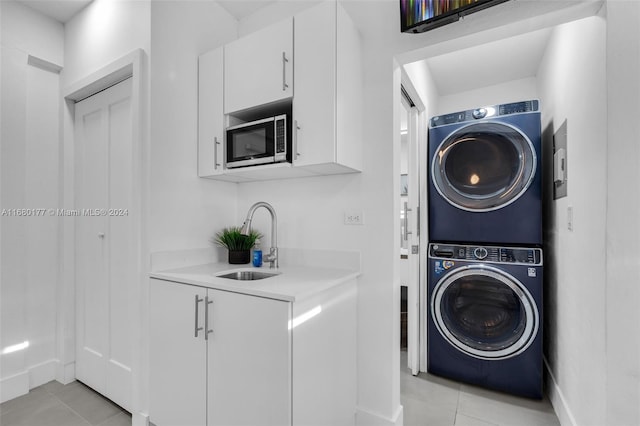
[150,262,360,302]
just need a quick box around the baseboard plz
[544,356,577,426]
[356,405,403,426]
[55,360,75,385]
[28,359,57,388]
[132,411,149,426]
[0,371,29,403]
[1,359,63,403]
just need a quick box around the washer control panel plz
[429,243,542,266]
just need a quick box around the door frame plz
[60,49,148,425]
[399,69,428,374]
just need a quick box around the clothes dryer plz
[428,100,542,245]
[427,243,543,399]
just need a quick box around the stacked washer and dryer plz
[426,100,544,399]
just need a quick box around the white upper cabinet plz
[293,1,363,173]
[197,2,362,181]
[224,18,294,114]
[198,46,225,177]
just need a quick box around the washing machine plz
[427,243,543,399]
[428,100,542,246]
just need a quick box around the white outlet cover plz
[344,211,364,225]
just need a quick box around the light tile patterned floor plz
[2,359,559,426]
[0,380,130,426]
[401,351,561,426]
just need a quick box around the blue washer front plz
[427,243,543,399]
[428,100,542,246]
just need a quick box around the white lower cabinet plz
[149,278,290,426]
[149,276,357,426]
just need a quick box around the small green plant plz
[213,227,262,251]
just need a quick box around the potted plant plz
[213,226,262,264]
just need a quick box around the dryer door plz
[431,265,539,360]
[431,122,536,212]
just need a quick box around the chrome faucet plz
[240,202,278,269]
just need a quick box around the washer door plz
[432,122,536,212]
[431,265,539,360]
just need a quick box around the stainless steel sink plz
[217,270,279,281]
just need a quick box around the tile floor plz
[2,358,560,426]
[401,351,561,426]
[0,380,130,426]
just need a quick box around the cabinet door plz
[224,18,293,114]
[293,1,336,167]
[207,289,291,426]
[198,47,225,177]
[150,279,207,426]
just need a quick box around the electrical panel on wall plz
[553,120,568,199]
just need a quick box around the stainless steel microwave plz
[225,115,288,168]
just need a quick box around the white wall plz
[537,14,608,426]
[63,0,150,86]
[435,77,538,115]
[604,2,640,424]
[0,0,63,402]
[149,1,238,253]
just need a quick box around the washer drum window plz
[431,265,539,360]
[432,122,537,212]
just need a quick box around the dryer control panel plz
[429,243,542,266]
[429,100,540,128]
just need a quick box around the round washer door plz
[431,122,536,212]
[431,265,539,360]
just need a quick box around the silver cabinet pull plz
[282,52,289,91]
[214,136,221,169]
[194,295,204,337]
[294,120,301,159]
[403,202,412,241]
[204,296,213,340]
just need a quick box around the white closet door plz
[75,78,133,411]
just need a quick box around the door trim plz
[60,48,147,423]
[399,68,427,376]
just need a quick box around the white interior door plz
[403,95,421,376]
[75,78,133,411]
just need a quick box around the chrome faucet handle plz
[263,247,278,269]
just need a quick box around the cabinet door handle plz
[294,120,301,159]
[282,52,289,91]
[214,137,221,169]
[204,296,213,340]
[194,295,204,338]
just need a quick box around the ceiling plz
[16,0,275,23]
[16,0,93,23]
[217,0,276,21]
[405,26,553,97]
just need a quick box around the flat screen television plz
[400,0,509,33]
